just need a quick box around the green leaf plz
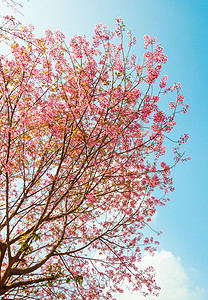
[75,275,83,286]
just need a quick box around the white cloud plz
[113,250,206,300]
[150,210,158,223]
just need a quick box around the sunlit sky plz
[1,0,207,299]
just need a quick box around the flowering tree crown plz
[0,16,189,299]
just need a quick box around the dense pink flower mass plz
[0,16,189,299]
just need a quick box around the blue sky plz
[1,0,207,299]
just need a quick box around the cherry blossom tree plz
[0,16,189,299]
